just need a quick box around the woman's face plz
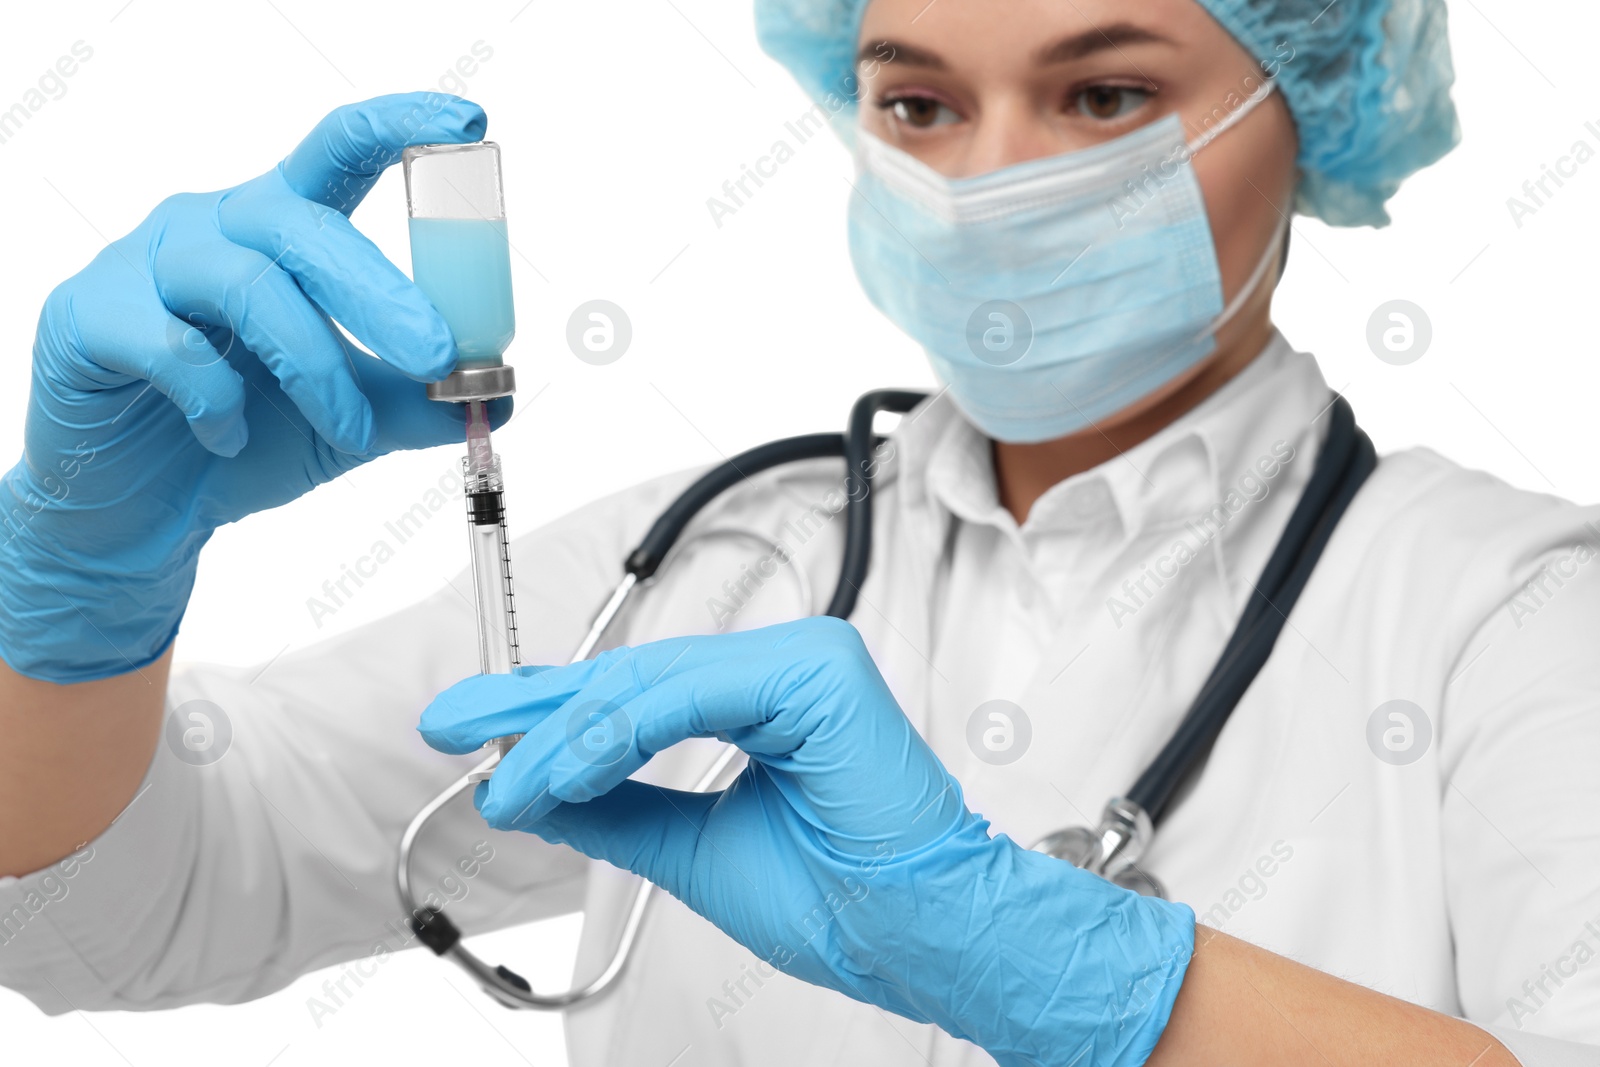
[855,0,1300,347]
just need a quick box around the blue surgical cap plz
[754,0,1460,227]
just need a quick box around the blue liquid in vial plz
[408,217,516,365]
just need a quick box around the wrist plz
[0,462,203,682]
[961,834,1197,1067]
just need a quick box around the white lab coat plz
[2,333,1598,1066]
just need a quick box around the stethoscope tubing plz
[395,388,1375,1009]
[1128,395,1375,822]
[397,392,926,1009]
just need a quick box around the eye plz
[1072,85,1152,121]
[881,95,961,130]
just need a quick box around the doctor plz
[2,0,1597,1064]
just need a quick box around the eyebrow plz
[856,39,945,70]
[857,24,1173,71]
[1036,23,1174,64]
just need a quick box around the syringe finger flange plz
[465,733,525,784]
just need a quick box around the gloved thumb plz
[506,779,716,901]
[279,92,488,215]
[352,346,512,458]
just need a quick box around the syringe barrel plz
[468,523,517,676]
[463,456,520,676]
[463,454,525,780]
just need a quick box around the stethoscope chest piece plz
[1031,796,1166,899]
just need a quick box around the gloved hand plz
[0,92,508,683]
[420,617,1196,1067]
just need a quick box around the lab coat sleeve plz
[1486,1026,1600,1067]
[0,467,700,1014]
[1437,501,1600,1058]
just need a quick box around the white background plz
[1,0,1595,1063]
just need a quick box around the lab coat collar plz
[892,330,1332,586]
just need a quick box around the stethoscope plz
[397,387,1376,1010]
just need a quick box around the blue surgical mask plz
[847,82,1282,443]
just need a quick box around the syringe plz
[403,140,523,782]
[461,400,523,781]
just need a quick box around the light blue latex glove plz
[420,617,1195,1067]
[0,92,508,683]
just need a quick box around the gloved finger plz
[476,633,789,827]
[279,92,487,215]
[510,780,712,900]
[69,291,249,457]
[343,332,513,455]
[153,238,375,453]
[419,673,566,756]
[417,650,629,755]
[219,179,456,381]
[479,620,962,846]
